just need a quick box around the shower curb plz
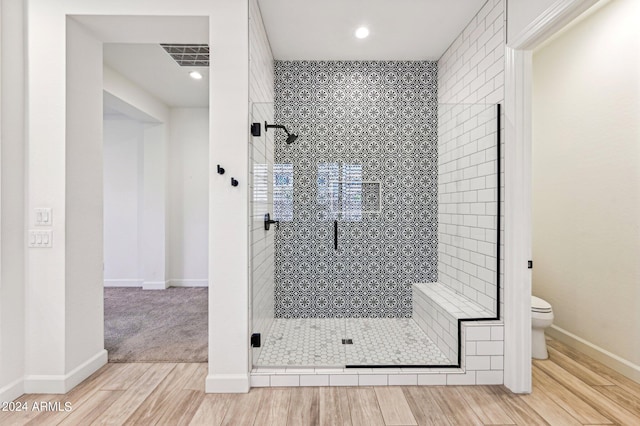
[251,320,504,387]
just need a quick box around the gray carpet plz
[104,287,208,363]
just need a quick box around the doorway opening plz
[66,15,211,363]
[531,0,640,381]
[101,39,209,362]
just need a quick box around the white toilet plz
[531,295,554,359]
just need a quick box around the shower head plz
[265,122,298,145]
[286,133,298,144]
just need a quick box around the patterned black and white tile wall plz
[273,60,438,318]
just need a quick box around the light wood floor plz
[2,338,640,425]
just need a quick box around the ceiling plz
[103,43,209,109]
[101,1,486,109]
[257,0,487,60]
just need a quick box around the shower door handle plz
[334,220,338,250]
[264,213,279,231]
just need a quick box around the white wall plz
[65,17,108,374]
[249,0,275,368]
[103,118,144,285]
[533,0,640,380]
[205,2,251,393]
[140,122,168,289]
[0,0,26,402]
[104,108,208,288]
[167,108,209,285]
[104,68,172,290]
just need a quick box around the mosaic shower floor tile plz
[256,318,452,367]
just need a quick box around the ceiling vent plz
[160,44,209,67]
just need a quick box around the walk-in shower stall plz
[250,60,499,369]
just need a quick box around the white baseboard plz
[0,377,25,403]
[105,279,208,289]
[167,279,208,287]
[24,349,108,394]
[142,281,169,290]
[548,325,640,383]
[104,279,143,287]
[206,373,250,393]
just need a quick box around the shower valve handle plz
[264,213,280,231]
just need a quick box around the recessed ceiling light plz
[355,27,370,39]
[189,71,203,80]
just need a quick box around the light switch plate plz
[28,230,53,248]
[35,208,53,226]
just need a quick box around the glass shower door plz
[250,102,275,368]
[251,104,349,368]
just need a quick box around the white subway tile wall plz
[300,374,330,387]
[437,0,505,316]
[359,375,389,386]
[388,374,419,386]
[329,375,359,387]
[270,374,300,387]
[438,103,498,313]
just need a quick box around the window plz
[318,162,364,221]
[340,164,363,221]
[252,163,268,217]
[273,163,294,221]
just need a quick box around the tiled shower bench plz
[412,282,503,373]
